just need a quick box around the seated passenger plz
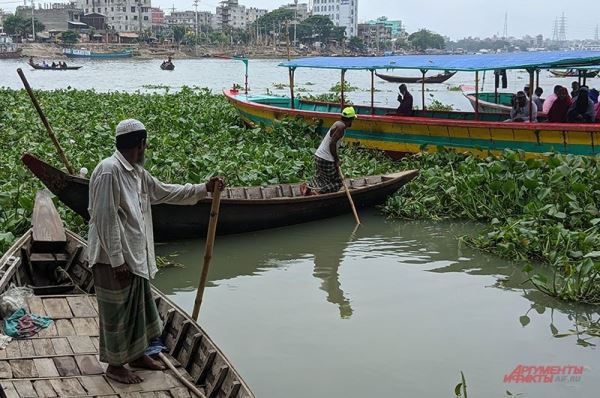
[396,84,413,116]
[547,87,571,123]
[567,86,595,123]
[532,87,544,111]
[508,91,537,122]
[571,81,580,98]
[543,85,562,114]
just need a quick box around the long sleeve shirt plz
[510,102,537,122]
[87,151,207,280]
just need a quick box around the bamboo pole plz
[528,69,534,122]
[17,68,75,175]
[289,68,295,109]
[370,69,375,115]
[421,69,426,110]
[191,187,222,321]
[158,353,206,398]
[475,70,480,120]
[337,166,360,225]
[535,69,540,89]
[341,69,346,109]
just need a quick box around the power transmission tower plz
[502,12,508,40]
[552,18,558,42]
[558,13,567,42]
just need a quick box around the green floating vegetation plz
[0,87,396,254]
[329,80,359,93]
[427,99,454,111]
[273,83,288,89]
[447,85,463,92]
[384,150,600,305]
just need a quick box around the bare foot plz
[106,365,143,384]
[129,355,166,370]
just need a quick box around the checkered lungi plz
[309,155,343,194]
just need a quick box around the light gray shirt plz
[87,151,207,280]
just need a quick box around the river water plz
[1,57,598,397]
[0,57,586,111]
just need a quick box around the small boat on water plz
[63,48,133,59]
[160,61,175,70]
[0,35,22,59]
[225,52,600,158]
[549,69,599,78]
[375,71,456,84]
[29,61,82,70]
[0,190,254,397]
[21,153,418,240]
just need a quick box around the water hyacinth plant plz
[0,87,397,255]
[384,150,600,304]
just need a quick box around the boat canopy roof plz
[279,51,600,72]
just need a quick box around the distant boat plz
[375,71,456,84]
[549,69,599,78]
[0,35,22,59]
[29,61,82,70]
[160,61,175,70]
[62,48,133,59]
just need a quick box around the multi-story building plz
[215,0,266,31]
[15,3,83,32]
[165,10,215,33]
[279,2,309,21]
[358,22,391,49]
[367,17,404,38]
[311,0,357,37]
[74,0,152,33]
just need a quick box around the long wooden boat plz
[549,69,599,78]
[224,89,599,158]
[463,91,513,114]
[0,191,254,397]
[62,48,133,59]
[375,71,456,84]
[29,62,82,70]
[21,153,418,240]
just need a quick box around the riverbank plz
[18,42,328,60]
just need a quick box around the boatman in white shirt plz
[88,119,224,384]
[301,107,356,195]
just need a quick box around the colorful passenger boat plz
[62,48,133,59]
[226,51,600,157]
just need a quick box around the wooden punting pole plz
[535,69,540,89]
[341,69,346,109]
[420,69,427,110]
[370,69,375,115]
[528,69,535,122]
[475,71,480,120]
[289,67,295,109]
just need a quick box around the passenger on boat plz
[301,107,356,196]
[51,62,57,68]
[508,91,537,122]
[88,118,225,384]
[543,85,563,114]
[567,86,595,123]
[524,84,530,98]
[532,87,544,111]
[396,84,414,116]
[571,81,580,98]
[588,88,599,104]
[547,87,571,123]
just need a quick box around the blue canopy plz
[279,51,600,72]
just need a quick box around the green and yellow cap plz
[342,106,357,118]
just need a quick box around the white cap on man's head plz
[116,119,146,137]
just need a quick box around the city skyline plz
[1,0,598,41]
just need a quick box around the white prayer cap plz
[116,119,146,137]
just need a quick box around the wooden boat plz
[375,71,456,84]
[29,62,82,70]
[224,89,599,158]
[0,36,22,59]
[549,69,599,78]
[21,153,418,240]
[463,90,513,114]
[160,62,175,70]
[0,191,254,397]
[62,48,133,59]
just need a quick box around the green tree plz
[348,36,366,53]
[3,15,44,38]
[296,15,345,45]
[172,25,186,48]
[60,30,80,44]
[408,29,445,52]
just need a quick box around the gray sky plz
[1,0,594,40]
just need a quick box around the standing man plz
[301,107,356,195]
[88,119,224,384]
[396,84,414,116]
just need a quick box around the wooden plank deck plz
[0,295,199,398]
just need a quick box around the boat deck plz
[0,294,197,398]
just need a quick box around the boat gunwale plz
[224,89,600,133]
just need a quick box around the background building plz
[216,0,266,30]
[311,0,358,37]
[367,16,404,38]
[358,22,391,49]
[16,3,82,32]
[279,2,309,21]
[74,0,151,32]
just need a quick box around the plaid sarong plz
[93,263,162,366]
[309,155,343,194]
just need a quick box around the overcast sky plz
[1,0,594,40]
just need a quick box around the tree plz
[296,15,345,45]
[172,25,186,48]
[348,36,366,53]
[60,30,80,44]
[3,15,44,38]
[408,29,445,52]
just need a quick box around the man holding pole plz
[88,118,224,384]
[301,107,356,196]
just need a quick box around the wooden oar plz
[338,165,361,225]
[191,186,223,320]
[16,68,75,175]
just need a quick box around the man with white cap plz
[88,119,224,384]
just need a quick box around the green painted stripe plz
[235,108,598,156]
